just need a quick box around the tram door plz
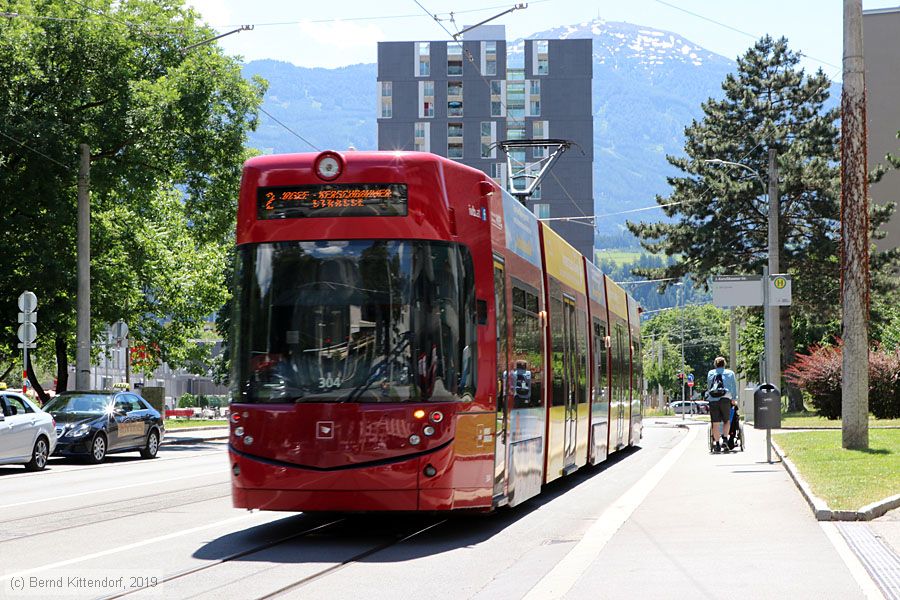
[562,296,578,472]
[493,260,509,498]
[613,323,628,449]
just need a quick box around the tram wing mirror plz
[476,299,488,325]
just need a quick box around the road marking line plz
[820,522,887,600]
[0,470,224,509]
[0,512,268,584]
[523,425,696,600]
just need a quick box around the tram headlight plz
[234,426,244,437]
[408,434,421,445]
[423,464,437,477]
[423,426,435,436]
[244,436,254,446]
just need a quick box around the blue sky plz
[189,0,898,76]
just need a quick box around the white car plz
[0,391,57,470]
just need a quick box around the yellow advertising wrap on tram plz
[542,226,585,291]
[606,276,628,320]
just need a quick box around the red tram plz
[229,150,643,512]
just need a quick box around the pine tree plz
[627,36,899,411]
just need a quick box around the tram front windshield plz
[234,240,478,403]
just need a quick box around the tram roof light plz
[315,151,343,181]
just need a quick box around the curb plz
[771,438,900,521]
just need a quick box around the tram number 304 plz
[318,374,342,389]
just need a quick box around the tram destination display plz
[257,183,408,219]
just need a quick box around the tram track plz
[255,518,449,600]
[98,515,449,600]
[101,516,349,599]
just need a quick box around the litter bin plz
[753,383,781,429]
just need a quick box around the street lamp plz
[704,153,780,389]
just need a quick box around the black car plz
[43,391,165,463]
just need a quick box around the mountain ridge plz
[242,19,739,236]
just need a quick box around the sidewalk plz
[565,418,890,599]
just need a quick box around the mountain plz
[242,19,740,236]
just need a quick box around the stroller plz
[707,402,745,453]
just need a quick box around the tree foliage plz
[641,304,729,398]
[0,0,266,397]
[627,36,899,408]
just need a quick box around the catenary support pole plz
[841,0,869,449]
[76,144,91,390]
[766,149,780,393]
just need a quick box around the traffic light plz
[677,372,684,381]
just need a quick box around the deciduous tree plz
[0,0,266,399]
[628,36,899,411]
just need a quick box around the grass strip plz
[779,412,900,428]
[774,429,900,510]
[164,419,228,428]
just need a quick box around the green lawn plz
[165,419,228,428]
[774,429,900,510]
[779,411,900,428]
[595,249,644,265]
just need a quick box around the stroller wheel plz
[738,422,745,451]
[707,424,714,453]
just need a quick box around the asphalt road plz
[0,425,695,600]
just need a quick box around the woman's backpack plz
[709,372,728,398]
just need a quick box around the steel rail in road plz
[256,518,450,600]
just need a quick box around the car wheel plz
[140,430,160,459]
[88,434,107,464]
[25,437,50,471]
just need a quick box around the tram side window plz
[511,283,542,409]
[609,324,621,409]
[633,337,642,409]
[593,321,608,405]
[575,308,587,406]
[549,287,565,408]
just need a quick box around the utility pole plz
[841,0,869,449]
[657,339,663,408]
[680,281,686,420]
[76,144,91,390]
[766,148,780,390]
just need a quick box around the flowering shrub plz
[785,340,900,419]
[785,344,843,418]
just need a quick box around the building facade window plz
[526,79,541,117]
[532,120,549,158]
[378,81,392,118]
[534,40,549,75]
[448,42,463,76]
[490,80,506,117]
[448,81,463,117]
[417,42,430,76]
[481,41,497,76]
[414,122,430,152]
[480,121,496,159]
[489,162,507,188]
[533,202,549,218]
[419,80,435,118]
[448,122,463,158]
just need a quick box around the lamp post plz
[704,156,780,388]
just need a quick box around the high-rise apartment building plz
[864,8,900,250]
[377,27,595,258]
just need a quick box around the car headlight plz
[66,423,92,438]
